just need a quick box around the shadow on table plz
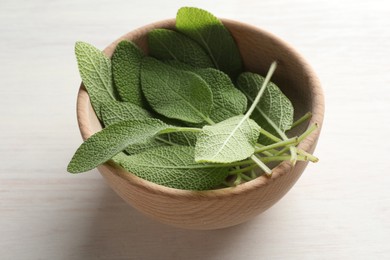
[78,183,272,259]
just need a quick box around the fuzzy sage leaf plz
[176,7,243,79]
[195,62,278,164]
[192,68,247,123]
[112,40,145,107]
[75,42,117,120]
[100,101,198,152]
[100,102,166,154]
[164,61,247,123]
[237,72,294,133]
[116,146,229,190]
[67,119,168,173]
[100,101,152,126]
[148,29,214,68]
[141,57,213,124]
[195,115,261,163]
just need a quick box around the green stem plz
[255,144,275,156]
[275,146,290,156]
[262,155,312,162]
[259,128,281,142]
[275,123,317,159]
[290,112,312,129]
[255,137,298,153]
[229,164,258,175]
[200,152,310,169]
[232,152,316,179]
[256,144,281,156]
[289,147,298,166]
[296,149,319,163]
[244,61,278,120]
[226,159,254,168]
[239,173,253,182]
[250,155,272,176]
[250,169,258,179]
[253,94,298,164]
[297,123,318,143]
[233,174,242,186]
[276,129,297,166]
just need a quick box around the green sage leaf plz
[100,101,197,152]
[195,68,247,122]
[100,101,152,126]
[75,41,117,120]
[148,29,214,68]
[164,61,247,123]
[112,40,145,107]
[164,59,196,70]
[67,119,168,173]
[141,57,213,124]
[160,131,198,146]
[195,115,261,163]
[117,146,229,190]
[176,7,242,79]
[237,72,294,142]
[125,140,168,155]
[100,101,167,154]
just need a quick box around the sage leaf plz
[125,130,198,155]
[75,42,117,120]
[125,140,168,155]
[176,7,242,79]
[148,29,214,68]
[237,62,298,165]
[117,146,229,190]
[100,101,152,126]
[100,101,197,151]
[195,115,261,163]
[237,72,294,142]
[111,152,128,164]
[164,59,196,71]
[112,40,145,107]
[164,61,247,123]
[141,57,213,124]
[194,68,247,123]
[160,131,198,146]
[155,114,199,146]
[67,119,168,173]
[99,101,167,154]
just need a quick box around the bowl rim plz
[76,18,324,199]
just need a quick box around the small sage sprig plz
[68,6,319,191]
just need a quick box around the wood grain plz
[1,0,389,259]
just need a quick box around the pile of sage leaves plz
[67,7,318,190]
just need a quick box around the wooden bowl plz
[76,19,324,230]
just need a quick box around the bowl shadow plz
[79,183,273,259]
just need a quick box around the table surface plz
[1,0,389,259]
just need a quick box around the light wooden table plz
[1,0,389,259]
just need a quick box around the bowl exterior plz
[76,19,324,230]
